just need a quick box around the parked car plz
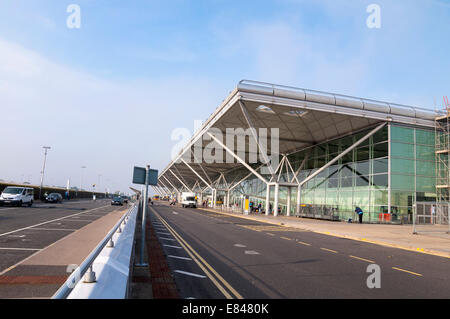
[111,196,124,206]
[45,193,63,203]
[0,187,34,207]
[122,196,129,204]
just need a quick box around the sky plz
[0,0,449,194]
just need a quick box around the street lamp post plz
[80,166,87,197]
[39,146,51,200]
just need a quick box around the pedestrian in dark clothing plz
[355,207,363,224]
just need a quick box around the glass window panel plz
[372,158,388,174]
[391,158,415,175]
[373,142,388,158]
[391,174,415,190]
[341,152,353,164]
[372,174,388,187]
[355,160,370,175]
[373,126,389,143]
[416,160,435,177]
[353,191,369,206]
[340,176,353,188]
[416,145,435,161]
[391,126,414,143]
[354,131,370,147]
[370,189,388,206]
[416,129,435,145]
[328,178,339,188]
[341,165,353,178]
[326,191,338,205]
[328,143,339,154]
[391,142,414,159]
[356,147,370,162]
[355,175,370,187]
[391,191,414,207]
[416,176,435,192]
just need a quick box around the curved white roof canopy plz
[159,80,438,190]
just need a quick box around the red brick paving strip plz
[0,275,68,285]
[146,219,179,299]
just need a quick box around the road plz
[0,199,120,275]
[149,204,450,299]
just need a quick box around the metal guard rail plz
[52,203,138,299]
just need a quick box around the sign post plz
[133,165,158,267]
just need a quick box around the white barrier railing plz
[52,203,139,299]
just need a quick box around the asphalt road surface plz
[149,204,450,299]
[0,199,121,275]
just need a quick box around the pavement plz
[0,200,128,298]
[200,206,450,259]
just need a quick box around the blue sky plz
[0,0,449,194]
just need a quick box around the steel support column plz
[273,183,280,217]
[169,169,193,193]
[206,132,269,186]
[287,186,292,217]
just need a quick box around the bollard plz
[106,238,114,248]
[83,265,96,283]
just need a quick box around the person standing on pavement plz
[355,207,364,224]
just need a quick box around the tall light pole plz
[80,166,86,192]
[39,146,51,200]
[98,174,103,198]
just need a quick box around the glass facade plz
[226,124,436,224]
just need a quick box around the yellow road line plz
[151,207,243,299]
[198,208,450,260]
[280,236,292,241]
[266,233,275,236]
[320,247,338,254]
[392,267,423,277]
[349,255,375,263]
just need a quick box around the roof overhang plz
[159,80,438,190]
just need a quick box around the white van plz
[0,187,34,207]
[181,192,197,208]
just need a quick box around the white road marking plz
[157,231,171,236]
[168,255,192,261]
[234,244,246,248]
[174,270,206,279]
[160,237,176,241]
[245,250,260,255]
[164,244,183,249]
[173,211,179,215]
[8,235,26,238]
[0,247,41,251]
[31,228,77,231]
[0,205,109,238]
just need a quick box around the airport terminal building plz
[156,80,446,224]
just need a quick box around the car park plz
[0,187,34,207]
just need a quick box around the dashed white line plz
[168,255,192,261]
[174,270,206,279]
[159,237,176,241]
[163,244,183,249]
[0,247,41,251]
